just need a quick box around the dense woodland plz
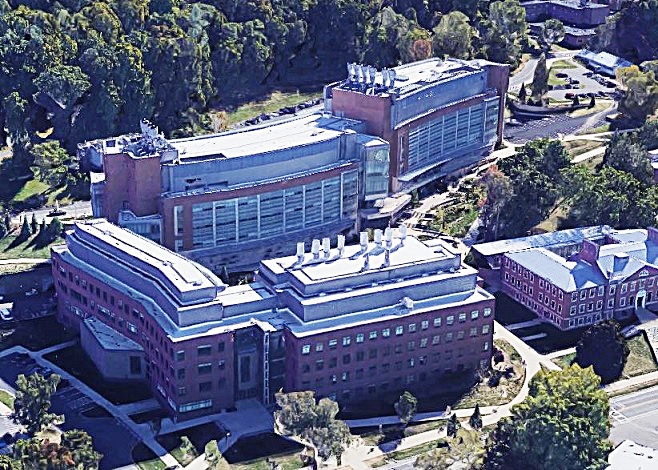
[0,0,533,168]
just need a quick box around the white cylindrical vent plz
[296,242,305,258]
[322,237,331,256]
[385,227,393,246]
[337,234,345,251]
[311,239,320,258]
[400,224,407,239]
[360,232,368,249]
[374,229,383,246]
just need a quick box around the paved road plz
[510,58,539,92]
[504,108,613,144]
[11,200,93,226]
[610,384,658,449]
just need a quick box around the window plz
[197,345,212,357]
[407,341,415,351]
[395,326,404,335]
[302,364,310,373]
[621,283,628,294]
[329,358,337,368]
[356,333,365,343]
[177,368,186,380]
[343,354,351,365]
[483,308,492,317]
[579,304,585,313]
[470,327,478,337]
[421,320,429,330]
[483,341,490,351]
[432,335,440,345]
[369,331,377,340]
[598,286,605,297]
[356,351,365,361]
[457,331,464,340]
[316,343,324,352]
[433,317,442,327]
[218,360,225,370]
[199,382,212,392]
[316,360,324,371]
[382,328,391,337]
[179,400,212,413]
[331,375,337,384]
[394,344,403,354]
[620,297,626,307]
[482,324,490,334]
[342,336,351,346]
[607,299,615,308]
[329,339,338,349]
[459,313,467,322]
[572,292,578,301]
[217,342,225,353]
[369,348,377,359]
[408,323,416,333]
[177,386,187,396]
[446,332,453,342]
[609,285,617,296]
[446,315,454,325]
[342,372,349,382]
[570,306,577,316]
[420,338,428,348]
[198,363,212,375]
[302,345,311,355]
[471,310,479,320]
[580,290,587,300]
[127,322,138,334]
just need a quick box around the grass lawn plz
[133,443,167,470]
[224,90,322,127]
[367,438,448,467]
[0,232,61,260]
[569,101,613,118]
[533,203,569,233]
[551,352,576,369]
[563,139,605,158]
[551,59,578,69]
[224,433,306,469]
[577,123,610,135]
[622,334,658,378]
[0,389,15,410]
[156,423,226,466]
[12,179,49,203]
[355,420,443,447]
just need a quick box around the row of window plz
[300,311,492,354]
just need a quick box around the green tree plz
[0,455,19,470]
[576,320,630,385]
[12,372,62,435]
[447,413,460,438]
[479,0,527,68]
[432,11,475,59]
[531,53,548,100]
[540,19,565,50]
[394,391,418,427]
[416,428,484,470]
[0,221,6,240]
[19,217,32,240]
[29,141,69,187]
[602,133,654,185]
[469,404,482,430]
[480,165,513,240]
[4,213,11,234]
[47,218,63,240]
[180,435,195,459]
[518,83,527,103]
[484,365,611,470]
[14,430,101,469]
[204,440,223,470]
[616,65,658,121]
[30,213,37,234]
[275,391,351,463]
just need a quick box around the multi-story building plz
[522,0,609,28]
[474,226,658,330]
[81,58,508,272]
[52,220,494,420]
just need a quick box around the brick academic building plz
[52,220,494,420]
[80,58,508,272]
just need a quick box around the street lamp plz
[225,432,231,447]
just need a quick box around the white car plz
[0,308,14,322]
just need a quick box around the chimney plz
[613,253,629,272]
[400,224,407,244]
[360,232,369,251]
[374,229,383,247]
[311,239,320,259]
[296,242,305,264]
[337,234,345,255]
[322,237,331,258]
[385,227,393,248]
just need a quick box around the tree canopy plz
[576,320,630,384]
[484,365,611,470]
[394,391,418,426]
[12,373,62,435]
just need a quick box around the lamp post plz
[224,432,231,448]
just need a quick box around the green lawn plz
[368,438,449,467]
[551,352,576,370]
[577,123,610,135]
[230,452,305,470]
[133,443,167,470]
[0,389,15,410]
[563,139,605,157]
[224,90,322,128]
[551,59,578,69]
[622,334,658,378]
[0,232,61,260]
[12,179,49,203]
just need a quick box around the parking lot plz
[546,59,619,102]
[610,384,658,449]
[0,351,140,469]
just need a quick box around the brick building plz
[522,0,610,28]
[81,58,508,273]
[52,220,494,420]
[474,226,658,330]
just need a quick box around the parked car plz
[0,308,13,322]
[565,92,575,99]
[25,288,38,297]
[570,79,580,85]
[555,72,568,78]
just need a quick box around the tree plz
[480,166,513,241]
[29,141,69,187]
[275,391,351,463]
[204,440,223,469]
[60,429,103,469]
[479,0,527,68]
[469,404,482,430]
[416,428,484,470]
[4,213,11,234]
[518,83,527,103]
[576,320,630,384]
[12,372,62,435]
[616,66,658,121]
[484,365,611,470]
[540,19,565,50]
[0,222,6,240]
[447,413,460,438]
[30,213,37,234]
[47,218,63,240]
[602,133,654,185]
[531,54,548,100]
[394,391,418,427]
[19,217,32,241]
[180,435,196,460]
[0,455,19,470]
[432,11,475,59]
[13,430,101,469]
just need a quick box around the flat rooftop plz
[84,317,143,351]
[73,219,223,294]
[335,58,487,98]
[169,114,362,160]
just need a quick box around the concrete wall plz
[80,322,146,381]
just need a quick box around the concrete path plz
[571,145,606,164]
[545,347,576,359]
[116,398,162,415]
[0,258,51,265]
[604,371,658,395]
[505,318,544,331]
[0,344,180,468]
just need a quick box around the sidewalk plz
[603,370,658,395]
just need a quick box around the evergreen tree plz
[531,54,548,100]
[518,83,527,103]
[47,217,63,240]
[576,320,629,384]
[394,391,418,428]
[3,213,10,234]
[19,217,31,240]
[469,404,483,430]
[39,219,46,235]
[447,413,460,438]
[30,213,37,233]
[0,221,6,240]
